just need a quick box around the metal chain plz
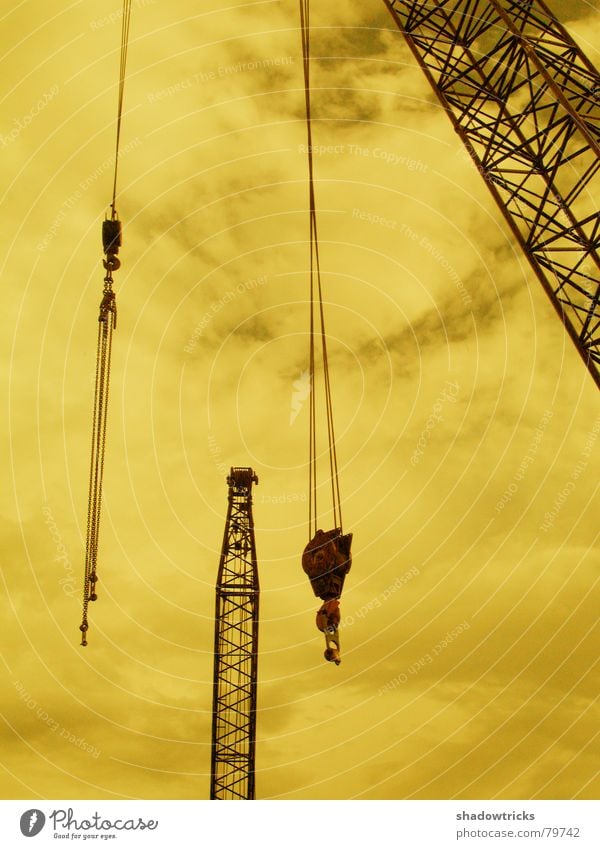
[80,270,117,646]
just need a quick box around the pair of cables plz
[299,0,344,539]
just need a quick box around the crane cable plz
[80,0,132,646]
[299,1,343,540]
[111,0,133,219]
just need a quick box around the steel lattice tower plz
[210,467,260,800]
[385,0,600,389]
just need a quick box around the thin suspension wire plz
[299,0,343,538]
[111,0,133,218]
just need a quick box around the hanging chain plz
[80,257,118,646]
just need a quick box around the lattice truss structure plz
[210,468,260,800]
[386,0,600,387]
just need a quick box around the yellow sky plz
[1,0,598,801]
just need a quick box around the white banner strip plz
[1,800,598,848]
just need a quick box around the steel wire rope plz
[299,0,343,539]
[111,0,133,218]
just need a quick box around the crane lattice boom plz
[385,0,600,388]
[210,468,260,800]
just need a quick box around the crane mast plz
[385,0,600,389]
[210,467,260,800]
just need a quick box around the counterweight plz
[210,468,260,800]
[385,0,600,389]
